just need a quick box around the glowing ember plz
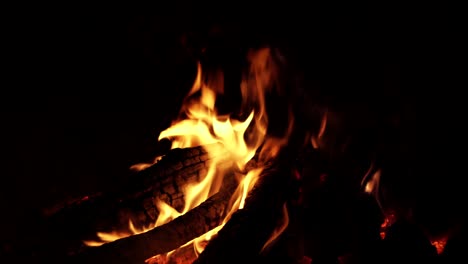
[85,47,294,261]
[431,236,448,255]
[379,213,396,240]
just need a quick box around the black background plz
[1,1,464,259]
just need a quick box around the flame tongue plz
[86,47,293,258]
[155,47,287,256]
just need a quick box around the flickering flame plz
[85,47,293,260]
[84,219,148,246]
[261,202,289,253]
[129,156,163,172]
[311,112,327,149]
[361,165,385,214]
[364,169,380,194]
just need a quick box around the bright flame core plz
[85,47,293,260]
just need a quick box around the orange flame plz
[85,47,294,259]
[311,112,327,149]
[129,155,163,172]
[261,202,289,253]
[363,169,380,195]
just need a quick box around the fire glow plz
[84,47,293,262]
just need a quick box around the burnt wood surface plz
[69,173,238,264]
[6,145,231,263]
[2,5,464,264]
[194,163,296,264]
[45,144,224,217]
[146,242,200,264]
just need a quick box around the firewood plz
[145,242,202,264]
[193,164,295,264]
[42,144,231,257]
[68,173,238,264]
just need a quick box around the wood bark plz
[193,164,295,264]
[69,174,238,264]
[42,144,231,258]
[146,242,201,264]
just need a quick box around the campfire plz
[77,47,296,263]
[6,28,464,264]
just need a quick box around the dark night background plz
[1,2,464,263]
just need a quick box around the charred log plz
[193,164,296,264]
[69,174,238,264]
[146,242,202,264]
[41,145,230,258]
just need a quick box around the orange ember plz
[431,236,448,255]
[379,214,396,240]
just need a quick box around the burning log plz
[146,242,202,264]
[44,47,297,264]
[69,175,238,264]
[43,144,231,255]
[194,164,295,264]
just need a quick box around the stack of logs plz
[36,143,298,264]
[7,136,452,263]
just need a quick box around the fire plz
[379,213,396,240]
[430,236,448,255]
[130,155,163,172]
[311,112,328,149]
[261,202,289,252]
[363,169,380,195]
[361,167,395,240]
[85,47,293,260]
